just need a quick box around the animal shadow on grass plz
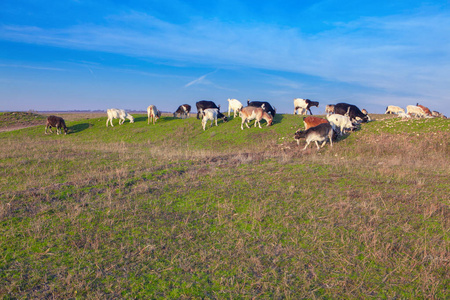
[69,123,91,134]
[272,114,284,125]
[134,116,148,123]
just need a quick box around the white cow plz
[106,108,134,127]
[326,114,355,135]
[406,105,427,118]
[227,98,243,117]
[201,108,220,130]
[147,105,161,125]
[385,105,405,114]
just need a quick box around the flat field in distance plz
[0,112,449,298]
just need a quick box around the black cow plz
[173,104,191,118]
[334,103,369,123]
[247,100,276,117]
[196,100,227,122]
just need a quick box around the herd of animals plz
[43,98,446,150]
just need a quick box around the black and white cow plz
[247,100,276,117]
[334,103,369,123]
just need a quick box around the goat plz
[247,100,276,117]
[147,105,161,125]
[303,116,329,130]
[294,123,333,150]
[293,98,319,115]
[416,104,432,117]
[173,104,191,118]
[239,106,273,130]
[201,108,221,130]
[326,114,355,135]
[45,115,68,135]
[227,98,243,118]
[106,108,134,127]
[406,105,427,118]
[334,103,369,123]
[325,104,335,115]
[385,105,405,114]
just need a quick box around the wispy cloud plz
[184,70,218,87]
[1,7,449,111]
[0,63,65,71]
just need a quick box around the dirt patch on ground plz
[0,112,46,132]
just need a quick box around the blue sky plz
[1,0,449,114]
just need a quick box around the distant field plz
[0,112,449,298]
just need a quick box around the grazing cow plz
[325,104,335,115]
[294,123,333,150]
[334,103,369,123]
[227,98,243,117]
[147,105,161,125]
[106,108,134,127]
[416,104,432,117]
[303,116,329,130]
[239,106,273,130]
[247,100,276,117]
[201,108,223,130]
[406,105,427,118]
[293,98,319,115]
[385,105,405,114]
[326,114,355,135]
[45,115,68,135]
[173,104,191,118]
[196,100,227,122]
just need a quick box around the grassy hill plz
[0,113,449,298]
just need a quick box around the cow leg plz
[315,141,320,150]
[245,120,250,129]
[215,118,218,126]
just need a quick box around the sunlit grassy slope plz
[0,113,449,298]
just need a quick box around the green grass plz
[0,113,449,298]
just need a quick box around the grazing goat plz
[397,111,411,120]
[293,98,319,115]
[106,108,134,127]
[325,104,335,115]
[45,115,68,135]
[239,106,273,130]
[294,123,333,150]
[303,116,329,130]
[406,105,427,118]
[326,114,355,136]
[247,100,276,117]
[227,98,243,117]
[416,104,432,117]
[173,104,191,118]
[334,103,369,123]
[147,105,161,125]
[431,111,446,118]
[385,105,405,114]
[196,100,220,119]
[201,108,221,130]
